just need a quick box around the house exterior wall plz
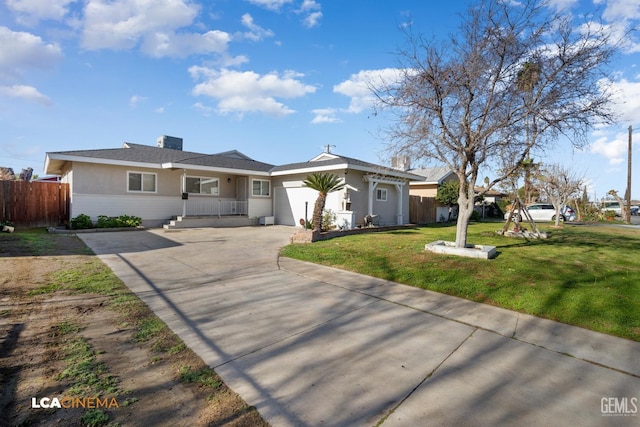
[343,172,366,226]
[370,183,398,226]
[64,162,273,227]
[272,173,343,227]
[272,170,411,228]
[70,162,181,196]
[410,184,439,198]
[247,175,273,218]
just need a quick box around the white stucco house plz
[44,136,422,229]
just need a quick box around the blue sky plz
[1,0,640,200]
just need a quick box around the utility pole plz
[625,125,632,224]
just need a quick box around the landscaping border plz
[290,224,418,243]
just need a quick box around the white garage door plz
[274,187,319,226]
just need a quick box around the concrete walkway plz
[78,227,640,427]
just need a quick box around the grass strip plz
[281,222,640,341]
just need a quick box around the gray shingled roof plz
[409,166,454,183]
[49,143,274,172]
[272,154,422,179]
[47,143,427,180]
[271,155,363,172]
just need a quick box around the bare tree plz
[536,164,584,226]
[374,0,618,247]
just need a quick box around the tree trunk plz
[554,205,562,227]
[312,193,326,232]
[455,181,476,248]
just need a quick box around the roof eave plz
[45,153,162,171]
[161,162,271,176]
[271,162,421,180]
[270,162,351,176]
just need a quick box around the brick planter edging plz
[289,225,417,244]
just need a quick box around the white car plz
[504,203,565,222]
[600,201,622,216]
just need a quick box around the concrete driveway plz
[79,226,640,426]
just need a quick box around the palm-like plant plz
[303,173,345,232]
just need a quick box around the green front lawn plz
[280,222,640,341]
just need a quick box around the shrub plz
[322,209,337,231]
[115,214,142,227]
[69,214,93,230]
[70,214,142,230]
[96,215,118,228]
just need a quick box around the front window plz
[128,172,156,192]
[252,179,270,196]
[186,176,219,195]
[376,188,388,201]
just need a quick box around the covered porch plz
[177,172,250,218]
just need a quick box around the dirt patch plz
[0,231,268,427]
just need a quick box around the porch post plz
[182,170,187,217]
[368,180,378,215]
[395,183,404,225]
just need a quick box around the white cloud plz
[245,0,293,11]
[597,0,640,22]
[334,68,403,113]
[298,0,322,28]
[6,0,76,25]
[590,133,628,164]
[589,0,640,53]
[192,102,214,116]
[545,0,578,11]
[190,67,316,117]
[129,94,146,107]
[142,30,230,57]
[606,78,640,124]
[237,13,274,42]
[299,0,321,11]
[302,11,322,28]
[0,27,62,79]
[0,84,52,105]
[248,0,322,28]
[218,53,250,67]
[81,0,230,58]
[311,108,341,124]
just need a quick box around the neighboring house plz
[44,136,420,229]
[474,187,507,218]
[475,187,507,204]
[408,166,458,198]
[408,166,459,222]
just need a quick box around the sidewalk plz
[79,227,640,426]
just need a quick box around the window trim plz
[376,188,388,202]
[252,179,271,197]
[127,171,157,193]
[185,175,220,196]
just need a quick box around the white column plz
[395,183,404,225]
[368,180,378,215]
[182,171,187,217]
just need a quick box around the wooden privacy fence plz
[409,195,437,224]
[0,181,70,227]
